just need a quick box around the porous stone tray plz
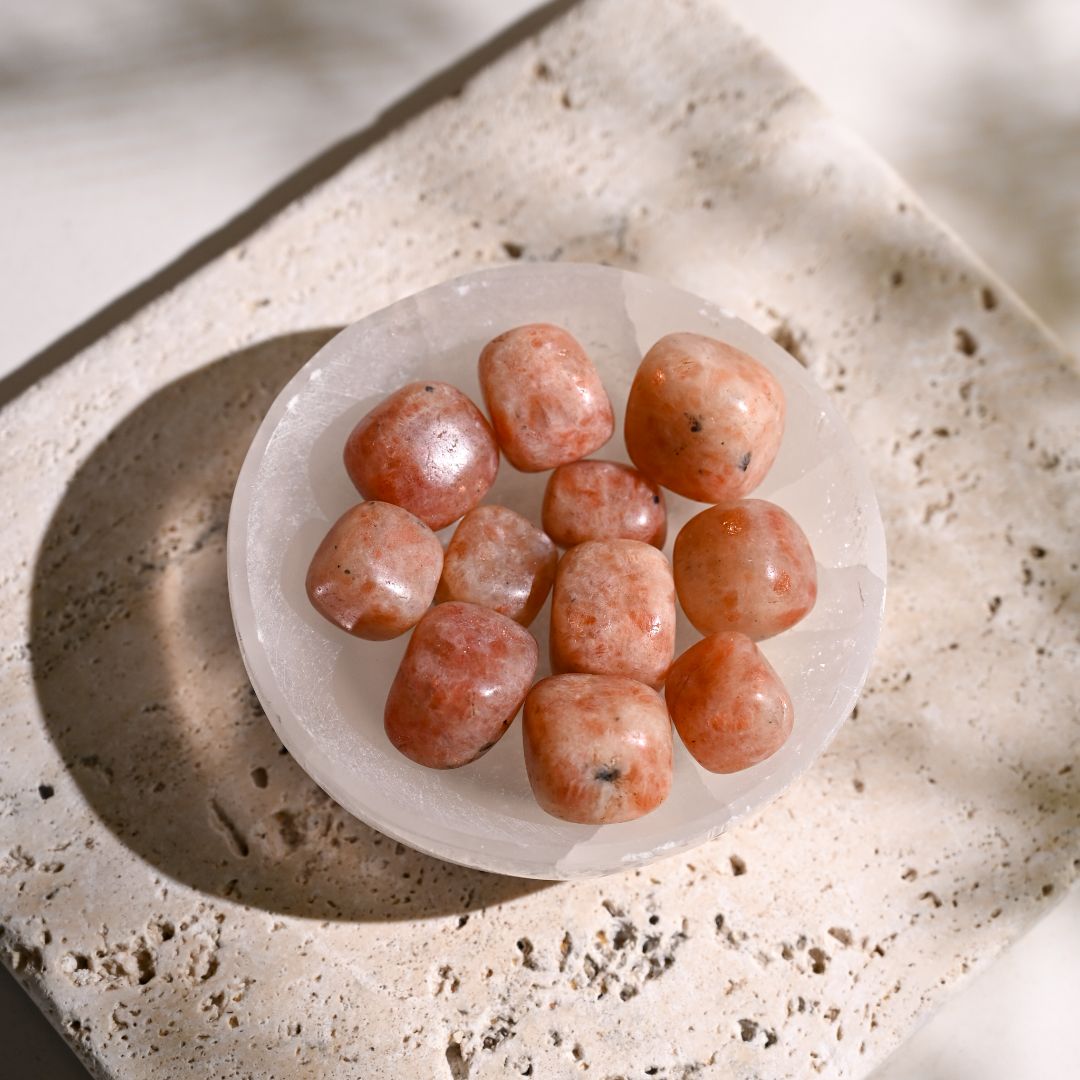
[1,0,1077,1076]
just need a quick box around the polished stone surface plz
[626,332,785,504]
[523,673,673,824]
[479,322,613,471]
[306,501,443,639]
[542,459,667,548]
[550,539,677,690]
[344,380,498,530]
[384,602,537,768]
[674,499,817,641]
[436,504,556,626]
[667,631,794,774]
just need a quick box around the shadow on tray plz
[30,330,551,922]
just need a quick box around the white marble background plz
[1,1,1076,1076]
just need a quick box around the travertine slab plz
[1,0,1077,1077]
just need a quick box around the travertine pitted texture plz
[0,0,1077,1077]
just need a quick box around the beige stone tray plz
[1,0,1077,1076]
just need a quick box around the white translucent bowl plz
[227,263,886,879]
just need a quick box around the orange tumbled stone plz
[384,602,538,769]
[550,539,676,689]
[673,499,817,640]
[305,501,442,640]
[478,323,614,471]
[624,332,785,503]
[523,674,673,823]
[435,505,556,627]
[541,459,667,548]
[344,381,498,531]
[665,632,793,773]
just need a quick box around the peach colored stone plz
[673,498,817,640]
[344,380,498,530]
[435,504,556,626]
[541,459,667,549]
[550,539,676,689]
[624,332,785,503]
[478,323,614,471]
[665,631,794,773]
[305,501,442,640]
[523,674,673,824]
[384,601,537,769]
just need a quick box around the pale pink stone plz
[542,459,667,548]
[306,501,442,640]
[384,602,538,769]
[624,332,785,503]
[435,505,556,626]
[665,631,793,773]
[344,381,499,530]
[550,539,676,689]
[673,499,817,640]
[478,323,614,471]
[523,674,673,823]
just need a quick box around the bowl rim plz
[226,261,887,880]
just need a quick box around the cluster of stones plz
[306,324,816,824]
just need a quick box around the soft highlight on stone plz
[384,602,538,769]
[344,380,498,530]
[435,504,557,626]
[665,631,794,773]
[542,459,667,548]
[625,332,785,503]
[673,498,817,640]
[305,501,442,640]
[523,674,673,823]
[550,539,676,689]
[478,323,614,471]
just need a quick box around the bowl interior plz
[227,263,886,879]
